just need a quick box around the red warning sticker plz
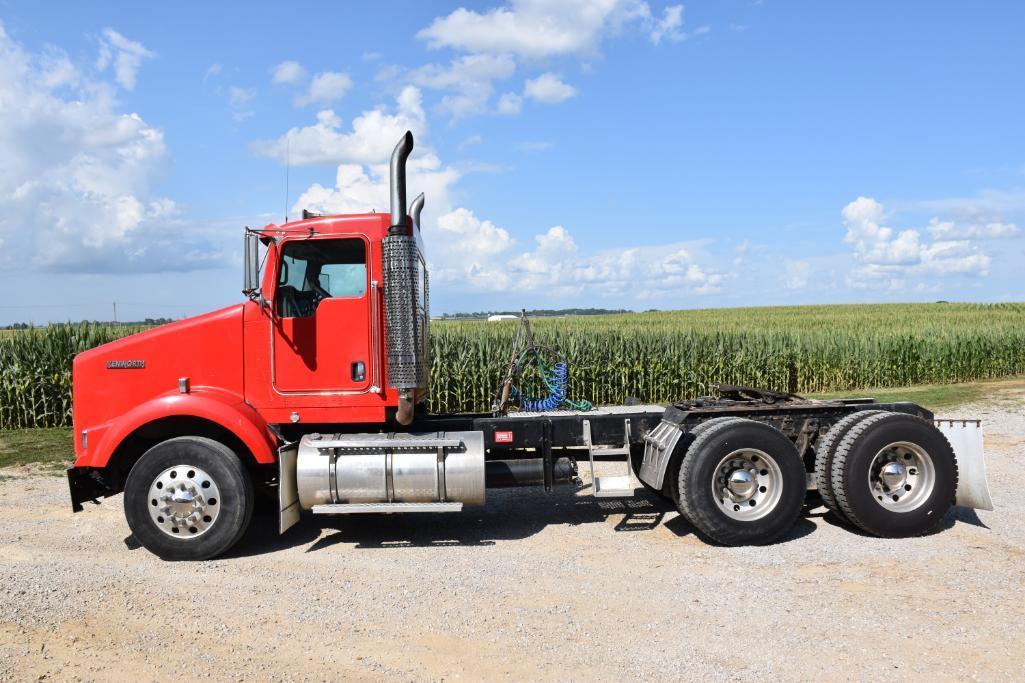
[494,431,514,443]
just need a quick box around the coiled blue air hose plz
[510,361,593,412]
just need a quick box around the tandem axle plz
[270,392,992,547]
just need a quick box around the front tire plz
[125,436,254,560]
[676,419,806,546]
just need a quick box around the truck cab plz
[242,212,426,426]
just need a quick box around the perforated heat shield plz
[382,234,429,389]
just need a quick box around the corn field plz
[1,303,1023,429]
[0,324,143,429]
[427,303,1025,413]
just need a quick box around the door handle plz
[351,361,366,382]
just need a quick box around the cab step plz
[583,418,637,498]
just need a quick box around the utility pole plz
[113,301,117,325]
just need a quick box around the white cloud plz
[204,63,222,81]
[0,25,223,272]
[458,134,483,150]
[784,259,810,290]
[282,93,460,224]
[295,154,460,220]
[908,188,1025,219]
[650,5,684,44]
[733,239,750,265]
[406,54,516,118]
[296,71,353,107]
[428,208,518,289]
[523,72,577,103]
[252,86,427,166]
[271,60,307,85]
[496,92,523,115]
[413,1,690,118]
[228,85,255,106]
[409,54,516,91]
[96,28,153,90]
[436,208,515,255]
[927,218,1020,240]
[841,196,993,287]
[429,218,723,298]
[417,0,677,60]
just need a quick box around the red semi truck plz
[67,132,994,560]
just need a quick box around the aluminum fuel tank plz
[296,431,485,509]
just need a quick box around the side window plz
[279,253,308,290]
[276,238,367,318]
[320,262,367,297]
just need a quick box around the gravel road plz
[2,386,1024,681]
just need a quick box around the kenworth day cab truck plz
[67,133,994,560]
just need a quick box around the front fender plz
[80,389,277,468]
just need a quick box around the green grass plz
[0,427,74,473]
[809,377,1024,412]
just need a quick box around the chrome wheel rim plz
[868,441,934,512]
[712,448,783,521]
[147,465,221,538]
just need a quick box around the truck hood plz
[72,304,247,460]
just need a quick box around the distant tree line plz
[436,308,633,320]
[1,318,175,330]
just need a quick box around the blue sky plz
[1,1,1023,324]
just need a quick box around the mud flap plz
[935,419,994,511]
[279,443,300,533]
[638,420,685,490]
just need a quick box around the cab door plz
[271,236,374,395]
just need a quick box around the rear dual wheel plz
[829,412,958,537]
[673,419,807,546]
[813,410,885,519]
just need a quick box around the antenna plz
[283,132,291,224]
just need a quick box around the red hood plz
[72,304,246,462]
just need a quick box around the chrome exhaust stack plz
[409,192,425,231]
[388,131,413,236]
[382,131,428,425]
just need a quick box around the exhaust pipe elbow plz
[396,389,415,425]
[409,193,425,231]
[389,131,414,235]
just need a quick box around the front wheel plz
[124,436,254,560]
[676,419,807,546]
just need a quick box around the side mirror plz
[243,231,261,297]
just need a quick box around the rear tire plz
[813,410,884,521]
[830,412,957,537]
[125,436,254,560]
[662,417,746,507]
[676,419,806,546]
